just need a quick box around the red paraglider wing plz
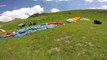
[48,22,64,25]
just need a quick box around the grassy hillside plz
[0,10,107,60]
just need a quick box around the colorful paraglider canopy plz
[66,17,81,23]
[0,32,15,36]
[48,22,64,25]
[66,19,72,23]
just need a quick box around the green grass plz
[0,10,107,60]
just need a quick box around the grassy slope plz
[0,10,107,60]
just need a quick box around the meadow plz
[0,10,107,60]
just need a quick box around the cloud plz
[44,0,69,2]
[59,0,69,1]
[85,0,94,3]
[89,7,96,9]
[45,0,53,1]
[33,0,38,1]
[0,4,6,7]
[98,0,107,2]
[89,5,107,9]
[0,5,44,22]
[51,8,60,12]
[85,0,107,3]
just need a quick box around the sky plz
[0,0,107,22]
